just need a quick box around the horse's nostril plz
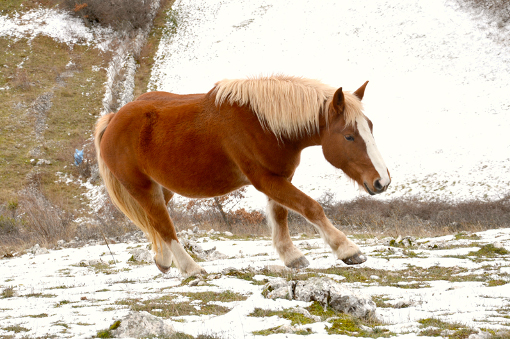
[374,179,383,192]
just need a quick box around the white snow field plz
[149,0,510,208]
[0,228,509,338]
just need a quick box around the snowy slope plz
[149,0,510,208]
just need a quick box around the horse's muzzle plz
[364,179,388,195]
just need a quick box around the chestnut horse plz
[94,75,390,276]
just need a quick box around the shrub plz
[54,0,161,32]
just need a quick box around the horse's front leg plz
[267,198,309,268]
[254,174,366,265]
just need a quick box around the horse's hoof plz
[287,256,310,269]
[185,267,208,277]
[155,261,172,274]
[342,252,367,265]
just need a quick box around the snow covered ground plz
[149,0,510,208]
[1,228,509,338]
[0,8,114,50]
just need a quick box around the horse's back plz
[136,91,203,102]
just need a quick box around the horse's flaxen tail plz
[94,113,162,252]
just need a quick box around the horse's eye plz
[345,135,354,141]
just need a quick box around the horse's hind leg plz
[127,181,205,276]
[267,198,309,269]
[153,187,176,273]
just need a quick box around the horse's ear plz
[353,81,369,100]
[332,87,345,112]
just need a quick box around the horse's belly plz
[152,164,250,199]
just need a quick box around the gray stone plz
[264,277,376,318]
[189,278,200,287]
[111,311,175,338]
[79,258,104,267]
[128,248,153,264]
[382,237,393,246]
[468,330,492,339]
[493,242,504,249]
[265,265,290,274]
[264,278,295,300]
[294,278,330,306]
[29,244,49,255]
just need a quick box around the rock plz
[111,311,175,338]
[224,231,233,236]
[79,259,104,267]
[265,265,290,274]
[493,242,504,249]
[222,267,238,275]
[35,159,51,166]
[263,277,376,318]
[189,278,200,287]
[193,226,199,233]
[28,244,49,255]
[264,278,295,300]
[401,236,416,247]
[294,278,330,306]
[279,324,297,333]
[182,239,227,261]
[294,307,321,322]
[468,330,492,339]
[382,237,393,246]
[129,248,153,264]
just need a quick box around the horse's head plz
[321,82,390,195]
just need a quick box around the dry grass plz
[165,193,510,239]
[456,0,510,23]
[49,0,163,33]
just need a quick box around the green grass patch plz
[2,325,30,333]
[0,35,107,206]
[327,313,391,337]
[249,308,315,326]
[96,320,121,338]
[417,318,476,338]
[455,233,481,241]
[24,293,57,298]
[486,279,508,287]
[116,290,247,318]
[27,313,48,318]
[468,244,509,257]
[253,326,313,336]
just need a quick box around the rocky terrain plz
[1,228,509,338]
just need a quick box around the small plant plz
[248,308,315,326]
[1,286,15,298]
[96,320,121,338]
[468,244,509,257]
[3,325,30,333]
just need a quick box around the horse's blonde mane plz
[213,75,365,139]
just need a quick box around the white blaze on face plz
[356,116,390,187]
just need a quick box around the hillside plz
[0,0,175,254]
[1,0,509,256]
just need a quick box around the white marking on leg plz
[309,219,360,260]
[357,116,390,186]
[169,240,205,276]
[267,199,305,266]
